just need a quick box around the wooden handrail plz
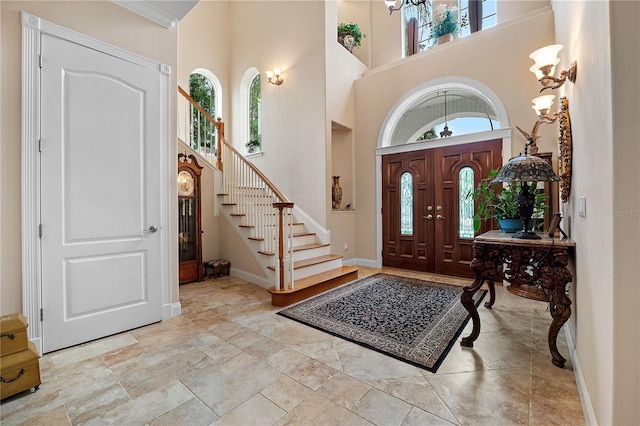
[219,139,290,203]
[178,85,294,290]
[178,85,289,203]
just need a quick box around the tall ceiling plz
[113,0,200,28]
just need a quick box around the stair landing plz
[268,266,358,306]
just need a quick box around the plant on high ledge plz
[338,22,366,52]
[431,4,467,43]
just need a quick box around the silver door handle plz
[423,215,433,220]
[436,214,445,220]
[143,225,159,233]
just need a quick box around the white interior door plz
[40,34,163,353]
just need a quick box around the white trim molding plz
[375,77,512,269]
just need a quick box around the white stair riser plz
[293,246,331,261]
[293,259,344,280]
[292,234,316,247]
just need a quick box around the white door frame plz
[374,77,512,269]
[21,12,176,355]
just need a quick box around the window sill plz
[245,151,263,159]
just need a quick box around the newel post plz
[273,202,295,290]
[216,118,224,171]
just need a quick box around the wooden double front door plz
[382,140,502,278]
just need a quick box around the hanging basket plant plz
[338,22,365,52]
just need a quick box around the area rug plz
[277,273,486,373]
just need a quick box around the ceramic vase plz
[332,176,342,210]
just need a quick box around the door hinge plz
[40,308,43,321]
[39,54,43,68]
[38,139,42,153]
[39,224,42,238]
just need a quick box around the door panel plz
[382,139,502,278]
[41,34,162,353]
[382,150,434,271]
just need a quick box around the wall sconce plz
[517,95,573,204]
[265,69,283,86]
[516,95,559,155]
[529,44,577,92]
[384,0,428,15]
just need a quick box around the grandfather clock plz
[178,153,203,284]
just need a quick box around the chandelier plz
[384,0,428,15]
[439,91,452,137]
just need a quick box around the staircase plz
[178,86,357,305]
[218,193,358,306]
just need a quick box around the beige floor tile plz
[49,333,137,369]
[426,369,531,425]
[286,358,338,391]
[401,406,458,425]
[275,393,372,426]
[84,380,194,426]
[0,272,584,426]
[260,375,314,411]
[214,394,286,426]
[180,352,282,416]
[316,372,372,410]
[15,405,72,426]
[148,397,219,426]
[352,387,412,426]
[367,376,458,424]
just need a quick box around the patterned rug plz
[277,273,486,373]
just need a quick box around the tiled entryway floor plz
[1,267,584,425]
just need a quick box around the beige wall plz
[353,7,557,262]
[0,1,179,315]
[226,1,328,227]
[553,1,640,424]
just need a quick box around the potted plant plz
[431,4,466,45]
[467,169,548,233]
[338,22,366,52]
[245,139,261,154]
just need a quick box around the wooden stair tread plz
[268,266,359,306]
[293,232,316,237]
[293,242,330,252]
[239,225,255,228]
[230,213,245,217]
[248,237,264,241]
[258,250,275,256]
[266,254,342,271]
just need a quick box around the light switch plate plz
[578,196,587,217]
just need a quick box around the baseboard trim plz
[162,302,181,320]
[230,268,272,289]
[344,258,378,268]
[565,324,598,425]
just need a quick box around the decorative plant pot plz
[338,33,355,52]
[437,33,454,45]
[498,219,524,233]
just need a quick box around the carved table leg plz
[484,279,496,309]
[460,273,485,347]
[545,249,573,368]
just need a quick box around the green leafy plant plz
[467,169,548,232]
[245,139,261,153]
[431,4,465,40]
[338,22,366,48]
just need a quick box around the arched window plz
[188,69,221,155]
[400,172,413,235]
[247,73,262,154]
[388,87,501,145]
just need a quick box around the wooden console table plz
[460,230,576,367]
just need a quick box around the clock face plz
[177,171,195,196]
